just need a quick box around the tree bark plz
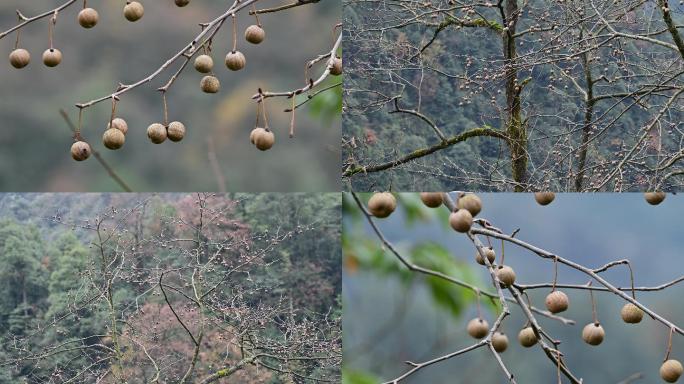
[575,47,595,192]
[502,0,527,191]
[198,356,257,384]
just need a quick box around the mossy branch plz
[199,355,259,384]
[435,16,502,32]
[343,127,508,177]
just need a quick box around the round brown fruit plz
[449,209,473,233]
[253,128,274,151]
[491,332,508,353]
[660,359,683,383]
[496,266,516,287]
[620,303,643,324]
[124,1,144,22]
[200,76,220,93]
[518,327,537,348]
[367,192,397,218]
[194,55,214,74]
[78,8,99,28]
[645,191,666,205]
[244,25,265,44]
[147,123,167,144]
[250,127,266,145]
[108,118,129,135]
[419,192,442,208]
[475,247,496,265]
[103,128,125,150]
[457,193,482,216]
[42,49,62,67]
[534,192,555,206]
[225,51,246,71]
[545,290,569,314]
[466,318,489,339]
[71,141,91,161]
[330,57,342,76]
[167,121,186,142]
[581,323,605,346]
[9,49,30,69]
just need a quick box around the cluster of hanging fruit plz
[4,0,190,161]
[194,22,262,95]
[70,92,187,162]
[194,18,274,152]
[9,1,146,70]
[71,114,187,161]
[364,191,683,383]
[8,0,342,160]
[423,192,519,289]
[193,14,342,153]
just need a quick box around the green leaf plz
[343,369,380,384]
[396,193,429,226]
[306,78,342,123]
[410,242,481,317]
[342,193,361,221]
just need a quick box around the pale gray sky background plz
[344,193,684,383]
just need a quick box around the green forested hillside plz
[0,193,341,383]
[343,0,684,192]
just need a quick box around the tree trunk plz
[21,273,28,317]
[502,0,527,191]
[575,47,595,192]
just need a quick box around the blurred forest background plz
[343,193,684,383]
[0,1,340,192]
[0,193,341,382]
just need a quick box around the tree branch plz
[343,127,508,177]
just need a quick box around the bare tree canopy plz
[343,0,684,192]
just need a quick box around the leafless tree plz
[0,194,341,383]
[349,192,684,383]
[343,0,684,192]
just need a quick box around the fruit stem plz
[251,4,261,26]
[109,96,118,130]
[664,327,674,362]
[254,98,262,128]
[551,256,558,292]
[231,14,237,53]
[588,281,598,324]
[289,96,296,138]
[161,92,169,126]
[76,107,83,136]
[14,13,21,49]
[627,261,636,300]
[48,12,57,50]
[261,95,270,129]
